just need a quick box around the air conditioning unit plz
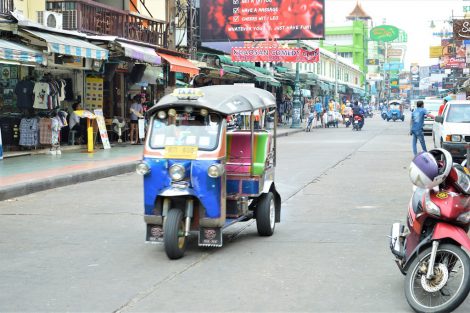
[37,11,63,30]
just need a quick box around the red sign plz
[231,47,320,63]
[200,0,325,42]
[439,56,466,69]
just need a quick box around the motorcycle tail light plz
[457,211,470,224]
[424,192,441,217]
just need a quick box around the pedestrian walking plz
[410,100,434,156]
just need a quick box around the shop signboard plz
[231,47,320,63]
[453,19,470,40]
[383,62,404,71]
[466,44,470,63]
[200,0,325,41]
[410,64,420,87]
[429,46,443,58]
[85,77,104,111]
[441,39,466,57]
[366,59,379,65]
[439,56,466,69]
[430,64,441,73]
[93,109,111,149]
[369,25,399,42]
[387,48,402,57]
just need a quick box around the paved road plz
[1,114,468,312]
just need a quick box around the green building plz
[320,20,369,87]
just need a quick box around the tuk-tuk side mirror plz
[434,116,444,123]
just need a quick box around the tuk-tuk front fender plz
[262,180,281,223]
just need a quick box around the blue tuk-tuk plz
[136,86,282,259]
[386,101,405,122]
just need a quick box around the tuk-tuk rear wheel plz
[256,192,275,236]
[164,209,187,260]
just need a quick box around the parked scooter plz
[389,149,470,313]
[352,115,363,131]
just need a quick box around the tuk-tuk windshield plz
[149,110,222,151]
[390,104,400,110]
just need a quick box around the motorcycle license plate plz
[164,146,198,159]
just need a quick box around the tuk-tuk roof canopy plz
[148,86,276,115]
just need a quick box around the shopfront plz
[0,28,109,152]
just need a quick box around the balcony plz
[45,0,167,47]
[0,0,13,16]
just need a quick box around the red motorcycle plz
[352,115,363,131]
[390,149,470,313]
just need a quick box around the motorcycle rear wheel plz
[404,243,470,313]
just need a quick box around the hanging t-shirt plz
[58,80,66,102]
[33,82,51,109]
[14,79,35,109]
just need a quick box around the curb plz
[0,161,138,201]
[1,129,304,201]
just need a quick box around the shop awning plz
[137,66,163,86]
[241,67,280,87]
[118,41,161,65]
[157,53,199,76]
[0,39,44,65]
[25,30,108,60]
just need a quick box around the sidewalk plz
[0,127,304,201]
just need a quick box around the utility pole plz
[335,44,338,102]
[291,39,301,128]
[187,0,198,60]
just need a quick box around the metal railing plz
[0,0,13,16]
[45,0,168,47]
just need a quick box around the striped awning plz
[26,30,108,60]
[0,39,44,64]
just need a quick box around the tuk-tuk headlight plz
[157,110,167,119]
[208,164,225,178]
[136,162,151,176]
[169,164,185,181]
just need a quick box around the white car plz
[433,100,470,160]
[422,99,442,134]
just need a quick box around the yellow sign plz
[164,146,198,160]
[436,192,449,199]
[85,77,104,110]
[74,110,96,119]
[429,46,443,58]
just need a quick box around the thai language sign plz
[231,47,320,63]
[200,0,325,41]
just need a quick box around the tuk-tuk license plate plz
[198,227,223,247]
[146,224,164,243]
[164,146,198,160]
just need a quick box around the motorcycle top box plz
[137,86,282,259]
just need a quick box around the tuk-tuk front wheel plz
[256,192,275,236]
[164,209,187,260]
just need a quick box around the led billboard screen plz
[200,0,325,42]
